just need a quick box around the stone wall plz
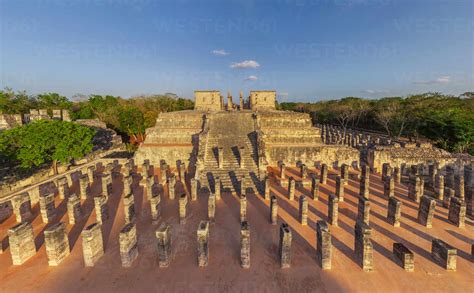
[194,91,222,111]
[0,114,22,130]
[250,91,276,111]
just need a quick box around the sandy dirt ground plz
[0,166,473,293]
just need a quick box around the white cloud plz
[363,89,389,95]
[278,92,289,96]
[211,49,229,56]
[244,75,258,81]
[413,76,451,85]
[230,60,260,69]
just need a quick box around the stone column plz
[341,164,349,185]
[393,243,414,272]
[357,197,370,225]
[197,220,210,267]
[8,222,36,265]
[57,177,69,199]
[299,195,308,225]
[191,178,198,201]
[81,223,104,267]
[101,174,112,197]
[279,223,292,268]
[316,220,332,270]
[418,195,436,228]
[11,192,32,223]
[311,174,319,201]
[215,177,222,200]
[384,176,395,198]
[240,176,246,197]
[150,193,161,224]
[264,176,270,200]
[320,164,328,184]
[448,197,466,227]
[354,220,373,272]
[270,195,278,225]
[288,177,295,200]
[168,174,176,200]
[335,176,344,202]
[393,167,401,184]
[435,174,444,200]
[443,188,455,208]
[141,160,149,177]
[359,176,370,199]
[44,222,70,266]
[87,165,95,183]
[218,147,224,169]
[240,194,247,223]
[123,175,132,198]
[239,147,245,169]
[428,164,437,188]
[178,161,186,181]
[454,174,465,200]
[179,193,188,224]
[67,195,82,225]
[119,223,138,267]
[79,174,90,200]
[328,194,339,227]
[145,176,154,201]
[279,162,286,179]
[240,221,250,269]
[431,239,456,271]
[445,166,455,189]
[124,193,136,224]
[94,196,109,224]
[361,164,370,180]
[208,193,216,223]
[156,223,172,267]
[387,197,402,227]
[300,164,307,180]
[39,193,56,223]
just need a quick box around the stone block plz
[393,243,414,272]
[387,197,402,227]
[431,239,456,271]
[316,220,332,270]
[354,220,373,272]
[44,222,70,266]
[418,195,436,228]
[119,223,138,267]
[81,223,104,267]
[8,222,36,265]
[67,195,82,225]
[448,197,466,227]
[156,223,172,267]
[39,193,56,223]
[94,196,109,224]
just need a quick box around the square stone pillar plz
[150,192,161,224]
[418,195,436,228]
[208,193,216,223]
[156,223,172,267]
[354,220,373,272]
[320,164,328,184]
[428,164,437,188]
[94,196,109,224]
[316,220,332,270]
[341,163,349,185]
[335,176,344,202]
[39,193,56,223]
[79,174,90,200]
[8,222,36,265]
[357,197,370,225]
[300,164,307,180]
[393,243,414,272]
[215,177,222,200]
[279,162,286,179]
[454,174,465,200]
[270,195,278,225]
[431,239,456,271]
[123,175,132,198]
[448,197,466,227]
[44,222,70,266]
[288,177,295,200]
[168,174,176,200]
[197,220,210,267]
[308,175,318,201]
[240,221,250,269]
[279,223,292,268]
[239,176,246,197]
[218,147,224,169]
[443,188,455,208]
[87,165,95,183]
[299,195,308,225]
[179,193,188,224]
[119,223,138,267]
[387,197,402,227]
[240,194,247,223]
[141,160,149,177]
[101,173,112,198]
[384,176,395,198]
[178,161,186,181]
[393,167,401,184]
[359,176,370,199]
[361,165,370,179]
[264,176,270,200]
[239,147,245,169]
[191,178,198,201]
[435,174,444,200]
[445,166,455,189]
[328,194,339,227]
[12,192,32,223]
[81,223,104,267]
[57,177,69,199]
[124,193,136,224]
[67,195,82,224]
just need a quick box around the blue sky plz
[1,0,472,102]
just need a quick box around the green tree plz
[0,120,95,174]
[118,107,145,143]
